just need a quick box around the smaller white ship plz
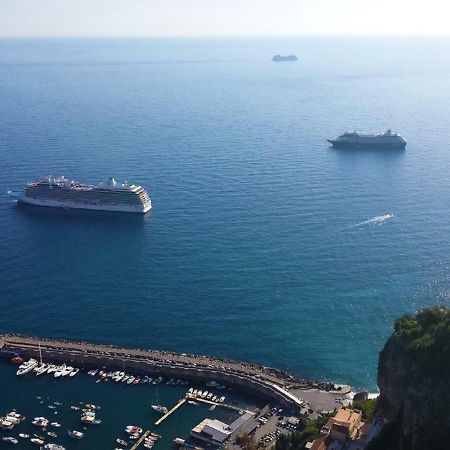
[68,430,84,439]
[328,130,406,148]
[151,404,168,414]
[272,54,298,62]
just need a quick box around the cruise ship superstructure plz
[14,176,152,213]
[328,130,406,148]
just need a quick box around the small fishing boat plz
[151,405,168,414]
[11,355,24,365]
[44,444,66,450]
[2,436,18,444]
[69,368,80,377]
[68,430,84,439]
[32,417,49,427]
[125,426,143,434]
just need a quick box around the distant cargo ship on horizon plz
[328,130,406,149]
[272,54,298,62]
[9,176,152,214]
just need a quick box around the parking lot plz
[228,404,301,449]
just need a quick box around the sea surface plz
[1,37,450,410]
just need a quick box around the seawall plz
[0,333,322,412]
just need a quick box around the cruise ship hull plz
[17,196,152,214]
[327,140,406,149]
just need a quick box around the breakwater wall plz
[0,333,318,412]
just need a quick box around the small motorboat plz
[125,426,143,434]
[151,405,168,414]
[32,417,49,427]
[2,436,19,444]
[44,444,66,450]
[116,438,128,446]
[68,430,84,439]
[11,355,24,365]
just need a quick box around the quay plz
[155,395,249,426]
[0,333,323,412]
[129,430,150,450]
[155,398,187,425]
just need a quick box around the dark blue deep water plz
[1,37,450,395]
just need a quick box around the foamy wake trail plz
[346,214,394,229]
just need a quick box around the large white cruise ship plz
[13,176,152,213]
[328,130,406,148]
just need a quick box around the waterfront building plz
[190,411,254,446]
[191,418,231,445]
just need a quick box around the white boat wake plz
[346,214,394,229]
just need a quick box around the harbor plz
[0,334,353,449]
[0,333,334,412]
[0,359,261,450]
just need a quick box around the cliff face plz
[376,307,450,450]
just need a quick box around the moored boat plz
[2,436,18,444]
[68,430,84,439]
[151,404,168,414]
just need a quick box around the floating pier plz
[0,333,309,411]
[129,430,150,450]
[193,396,243,412]
[154,398,187,426]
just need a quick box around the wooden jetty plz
[155,398,187,426]
[129,430,150,450]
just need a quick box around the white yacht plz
[151,404,168,414]
[16,358,38,376]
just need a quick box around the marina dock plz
[129,430,150,450]
[0,333,314,411]
[155,398,187,425]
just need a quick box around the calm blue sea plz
[1,37,450,396]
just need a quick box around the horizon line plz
[1,32,450,39]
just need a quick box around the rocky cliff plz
[375,306,450,450]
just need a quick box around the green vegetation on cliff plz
[386,306,450,374]
[374,306,450,450]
